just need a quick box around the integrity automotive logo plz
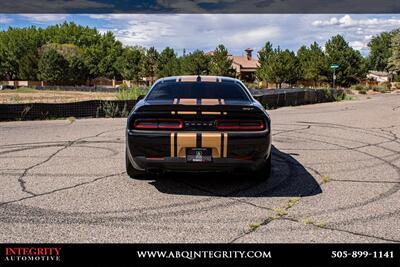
[3,247,62,263]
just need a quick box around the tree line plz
[1,22,400,87]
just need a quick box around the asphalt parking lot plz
[0,92,399,243]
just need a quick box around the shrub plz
[350,84,366,91]
[371,85,390,93]
[101,101,129,118]
[116,86,148,100]
[359,88,367,94]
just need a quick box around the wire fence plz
[0,88,344,121]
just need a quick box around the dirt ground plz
[0,88,117,103]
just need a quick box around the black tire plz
[253,153,272,181]
[126,150,146,178]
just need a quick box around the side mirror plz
[136,95,145,101]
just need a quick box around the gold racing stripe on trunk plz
[177,133,197,158]
[170,133,175,157]
[202,133,222,158]
[171,132,228,158]
[223,133,228,157]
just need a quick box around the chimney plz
[245,48,253,60]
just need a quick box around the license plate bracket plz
[186,148,212,163]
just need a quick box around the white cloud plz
[349,41,368,51]
[88,14,283,55]
[312,15,400,28]
[0,15,12,24]
[310,15,400,53]
[19,14,68,23]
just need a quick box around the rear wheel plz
[126,150,146,178]
[253,153,272,181]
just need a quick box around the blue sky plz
[1,14,400,56]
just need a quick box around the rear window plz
[146,82,250,101]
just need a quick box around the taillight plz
[215,119,264,130]
[134,119,183,130]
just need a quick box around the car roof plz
[159,75,240,84]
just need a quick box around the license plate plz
[186,148,212,163]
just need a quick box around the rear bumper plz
[126,129,271,172]
[128,156,269,172]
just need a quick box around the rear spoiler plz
[137,104,260,113]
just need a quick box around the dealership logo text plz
[4,247,62,262]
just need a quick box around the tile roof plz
[229,55,259,69]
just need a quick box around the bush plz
[372,84,390,93]
[393,82,400,89]
[244,82,259,89]
[100,101,129,118]
[116,86,149,100]
[321,88,347,102]
[380,81,392,91]
[359,88,367,94]
[350,84,364,91]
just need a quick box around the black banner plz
[0,243,399,266]
[1,0,400,13]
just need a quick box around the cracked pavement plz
[0,92,399,243]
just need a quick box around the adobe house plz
[366,71,393,83]
[229,48,260,82]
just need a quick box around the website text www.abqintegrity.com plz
[137,250,272,260]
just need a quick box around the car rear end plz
[126,76,271,176]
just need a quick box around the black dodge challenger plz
[126,75,272,179]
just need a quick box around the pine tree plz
[256,41,273,81]
[209,44,234,76]
[158,47,180,78]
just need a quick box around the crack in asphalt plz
[230,217,276,243]
[13,128,125,197]
[17,141,75,196]
[0,172,125,207]
[283,217,400,243]
[330,179,400,184]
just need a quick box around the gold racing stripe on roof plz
[176,76,221,82]
[177,111,197,115]
[200,76,219,82]
[179,98,197,105]
[201,112,221,115]
[201,99,219,105]
[177,76,197,82]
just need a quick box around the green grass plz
[321,175,331,184]
[115,86,148,100]
[301,218,327,228]
[249,223,261,231]
[0,87,38,93]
